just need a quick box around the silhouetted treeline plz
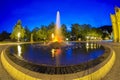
[98,25,112,39]
[98,25,112,33]
[0,31,11,41]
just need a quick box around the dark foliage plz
[0,31,11,41]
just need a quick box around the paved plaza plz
[0,42,120,80]
[102,42,120,80]
[0,45,13,80]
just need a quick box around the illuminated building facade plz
[110,7,120,42]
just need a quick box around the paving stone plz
[0,46,14,80]
[102,42,120,80]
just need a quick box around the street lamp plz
[86,36,89,41]
[18,32,21,42]
[66,38,68,41]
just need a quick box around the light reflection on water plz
[51,49,62,58]
[17,45,22,57]
[9,42,104,66]
[51,49,62,66]
[85,42,101,51]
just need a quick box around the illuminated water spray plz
[53,11,63,42]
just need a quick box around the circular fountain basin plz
[4,42,110,75]
[1,42,115,80]
[7,42,105,66]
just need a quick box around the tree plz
[0,31,10,41]
[10,20,25,41]
[47,22,55,40]
[24,26,31,41]
[71,24,82,40]
[48,22,55,30]
[81,24,91,38]
[36,29,47,41]
[32,26,48,41]
[32,27,39,41]
[39,25,48,41]
[30,33,33,42]
[61,24,67,39]
[80,24,102,40]
[66,31,71,40]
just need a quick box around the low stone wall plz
[1,45,115,80]
[74,46,115,80]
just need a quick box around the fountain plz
[1,11,112,80]
[6,11,106,68]
[49,11,66,48]
[53,11,63,42]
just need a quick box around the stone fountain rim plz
[0,43,115,80]
[5,43,110,74]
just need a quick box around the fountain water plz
[53,11,63,42]
[49,11,66,48]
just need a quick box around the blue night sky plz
[0,0,120,32]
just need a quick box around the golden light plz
[86,42,89,51]
[94,43,97,49]
[18,32,20,38]
[51,49,55,58]
[86,36,89,41]
[52,33,57,42]
[66,38,68,41]
[51,49,61,58]
[90,43,93,49]
[18,32,21,42]
[52,33,54,39]
[17,45,22,57]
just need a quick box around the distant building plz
[110,6,120,42]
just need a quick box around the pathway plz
[0,45,13,80]
[102,42,120,80]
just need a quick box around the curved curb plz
[74,48,115,80]
[1,45,115,80]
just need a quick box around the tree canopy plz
[9,20,107,42]
[10,20,25,41]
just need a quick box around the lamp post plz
[18,32,21,42]
[86,36,89,41]
[66,38,68,41]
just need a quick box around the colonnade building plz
[110,7,120,42]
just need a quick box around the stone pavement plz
[102,42,120,80]
[0,45,13,80]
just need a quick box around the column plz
[110,14,118,42]
[115,7,120,42]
